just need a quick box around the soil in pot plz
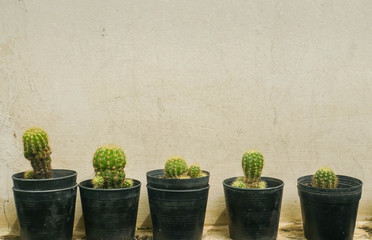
[298,175,363,240]
[223,177,284,240]
[79,179,141,240]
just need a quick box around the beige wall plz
[1,0,372,233]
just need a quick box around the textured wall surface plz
[1,0,372,233]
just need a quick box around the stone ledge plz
[1,222,371,240]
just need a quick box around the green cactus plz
[232,178,247,188]
[23,170,34,179]
[92,175,104,188]
[231,177,267,189]
[92,145,130,189]
[23,127,52,179]
[188,164,201,178]
[231,150,266,189]
[242,150,264,183]
[164,156,188,178]
[123,179,134,188]
[312,167,338,189]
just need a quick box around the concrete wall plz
[1,0,372,233]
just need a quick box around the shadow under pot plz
[79,179,141,240]
[146,169,210,240]
[12,169,77,240]
[223,177,284,240]
[297,175,362,240]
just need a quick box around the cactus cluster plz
[23,127,53,179]
[312,167,338,189]
[164,156,202,179]
[92,145,133,189]
[231,150,266,189]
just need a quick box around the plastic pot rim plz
[146,169,210,179]
[223,176,284,191]
[79,179,141,191]
[297,175,363,192]
[13,183,78,193]
[12,169,77,183]
[147,184,210,193]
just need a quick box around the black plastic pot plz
[147,184,209,240]
[223,177,284,240]
[146,169,210,240]
[12,169,77,190]
[297,175,363,240]
[146,169,210,190]
[13,184,77,240]
[79,179,141,240]
[12,169,77,240]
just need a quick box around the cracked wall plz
[1,0,372,233]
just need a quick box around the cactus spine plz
[164,156,188,178]
[92,145,132,189]
[312,167,338,188]
[23,127,52,179]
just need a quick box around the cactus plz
[312,167,338,188]
[231,150,266,189]
[123,179,134,188]
[23,170,34,179]
[164,156,188,178]
[23,127,52,179]
[188,164,201,178]
[242,150,264,183]
[232,177,247,188]
[92,175,104,188]
[92,145,131,189]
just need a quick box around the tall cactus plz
[230,150,266,189]
[242,150,264,183]
[92,145,132,189]
[164,156,188,178]
[312,167,338,189]
[23,127,52,179]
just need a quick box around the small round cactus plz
[122,179,134,188]
[23,170,34,179]
[242,150,264,183]
[188,164,201,178]
[92,175,104,188]
[312,167,338,189]
[164,156,188,178]
[23,127,52,179]
[92,145,130,189]
[232,178,247,188]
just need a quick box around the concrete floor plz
[1,222,371,239]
